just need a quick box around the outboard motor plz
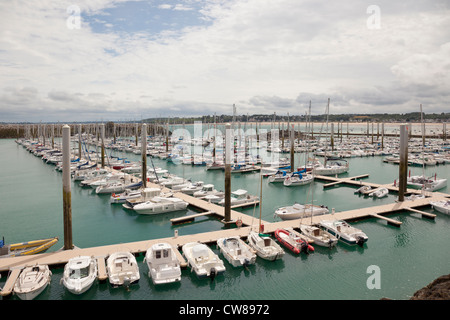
[300,241,309,254]
[123,276,131,289]
[209,267,217,281]
[356,236,365,247]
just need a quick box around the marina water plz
[1,136,449,300]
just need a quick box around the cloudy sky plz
[0,0,449,122]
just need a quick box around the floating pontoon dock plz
[1,167,448,297]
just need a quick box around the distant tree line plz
[143,112,449,124]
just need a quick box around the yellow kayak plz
[0,237,59,258]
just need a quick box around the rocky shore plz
[410,274,450,300]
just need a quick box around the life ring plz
[236,218,242,228]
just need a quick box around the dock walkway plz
[1,169,448,297]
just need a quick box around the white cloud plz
[0,0,449,122]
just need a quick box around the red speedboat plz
[274,228,314,254]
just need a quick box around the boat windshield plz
[69,266,90,279]
[155,249,170,259]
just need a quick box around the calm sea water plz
[1,137,449,301]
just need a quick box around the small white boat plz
[216,236,256,267]
[312,160,349,175]
[430,200,450,215]
[203,194,223,204]
[247,231,284,261]
[73,168,108,181]
[182,242,226,280]
[132,197,188,215]
[14,265,52,300]
[96,182,126,194]
[122,187,173,209]
[193,184,223,198]
[218,189,259,207]
[106,252,140,287]
[60,256,98,295]
[407,175,447,192]
[283,171,314,187]
[268,170,289,183]
[319,220,368,247]
[160,176,189,189]
[143,243,181,285]
[261,166,281,177]
[179,181,204,195]
[275,203,329,220]
[299,224,338,248]
[355,185,372,195]
[405,194,426,201]
[368,187,388,198]
[110,189,142,204]
[230,164,261,173]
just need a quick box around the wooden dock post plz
[398,124,408,202]
[101,123,105,168]
[141,123,147,188]
[78,124,82,159]
[62,124,74,250]
[290,124,294,172]
[224,123,232,223]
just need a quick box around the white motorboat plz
[110,189,142,204]
[283,171,314,187]
[230,164,261,173]
[311,159,349,176]
[193,184,223,198]
[216,236,256,267]
[268,170,289,183]
[95,182,126,194]
[247,231,284,261]
[132,197,188,215]
[122,187,173,209]
[203,194,223,204]
[182,242,226,280]
[430,200,450,215]
[261,167,280,177]
[143,243,181,285]
[218,189,259,207]
[407,175,447,191]
[106,252,140,287]
[275,203,329,220]
[160,176,189,189]
[60,256,97,295]
[319,220,368,246]
[179,181,204,195]
[299,224,338,248]
[73,168,108,181]
[81,173,122,188]
[96,180,142,194]
[368,187,389,198]
[14,265,52,300]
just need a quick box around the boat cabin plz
[192,244,209,263]
[142,188,161,200]
[68,258,91,279]
[151,243,174,263]
[201,184,214,192]
[231,189,248,200]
